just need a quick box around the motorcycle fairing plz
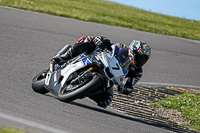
[96,45,127,86]
[45,61,85,95]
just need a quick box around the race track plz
[0,6,200,133]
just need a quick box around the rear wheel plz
[57,75,102,102]
[32,70,49,94]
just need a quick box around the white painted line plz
[139,82,200,89]
[0,112,70,133]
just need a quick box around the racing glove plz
[117,85,133,95]
[93,36,112,51]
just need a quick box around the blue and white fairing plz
[45,45,130,94]
[96,45,129,86]
[45,54,91,94]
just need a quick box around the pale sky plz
[107,0,200,21]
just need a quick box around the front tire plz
[32,70,49,94]
[57,75,102,102]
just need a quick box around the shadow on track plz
[68,101,194,133]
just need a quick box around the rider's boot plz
[53,47,73,65]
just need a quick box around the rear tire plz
[57,75,102,102]
[32,70,49,94]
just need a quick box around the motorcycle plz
[32,45,131,102]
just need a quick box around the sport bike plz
[32,45,131,102]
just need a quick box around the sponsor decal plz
[82,58,91,66]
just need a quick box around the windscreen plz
[116,48,133,73]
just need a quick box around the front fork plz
[50,60,56,72]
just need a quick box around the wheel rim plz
[61,78,91,95]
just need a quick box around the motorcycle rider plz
[53,36,151,108]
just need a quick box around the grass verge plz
[0,126,26,133]
[0,0,200,40]
[150,93,200,131]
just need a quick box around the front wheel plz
[57,75,102,102]
[32,69,49,94]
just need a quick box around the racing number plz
[112,63,120,70]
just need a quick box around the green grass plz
[1,0,200,40]
[151,93,200,131]
[0,126,26,133]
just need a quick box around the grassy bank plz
[151,93,200,131]
[0,126,25,133]
[0,0,200,40]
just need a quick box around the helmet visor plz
[135,53,148,68]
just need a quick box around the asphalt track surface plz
[0,6,200,133]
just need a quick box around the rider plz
[53,36,151,108]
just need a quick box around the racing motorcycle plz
[32,44,132,102]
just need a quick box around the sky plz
[107,0,200,21]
